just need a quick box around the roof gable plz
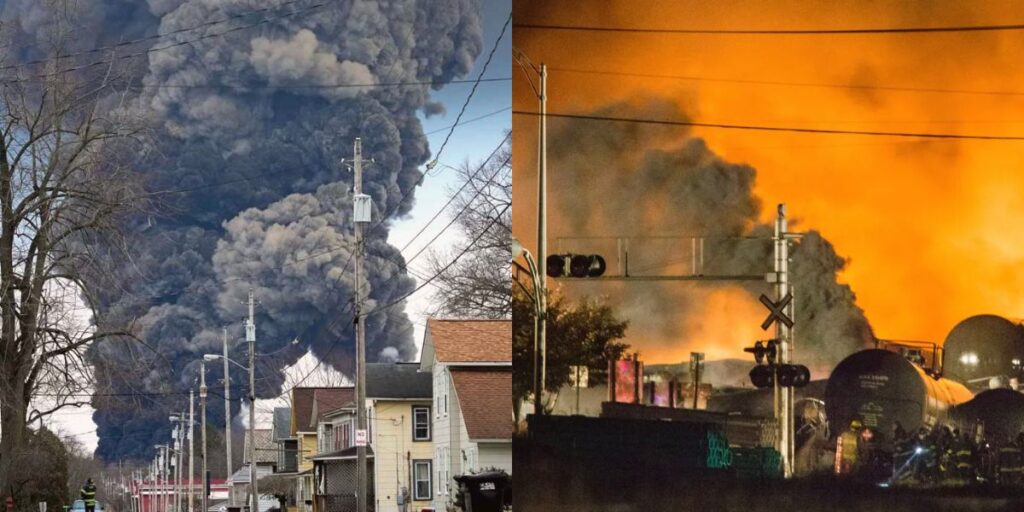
[450,368,513,441]
[367,362,431,399]
[291,387,353,434]
[424,319,511,364]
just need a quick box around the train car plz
[825,349,973,437]
[943,314,1024,387]
[948,388,1024,443]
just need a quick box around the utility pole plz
[189,391,195,512]
[246,290,259,512]
[223,327,233,501]
[536,62,548,415]
[349,137,373,512]
[199,361,208,512]
[774,204,794,478]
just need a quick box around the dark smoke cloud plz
[550,99,874,368]
[1,0,483,462]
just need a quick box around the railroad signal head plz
[546,254,569,277]
[765,339,779,365]
[570,254,606,277]
[749,365,774,389]
[777,364,811,388]
[744,341,766,364]
[546,254,606,278]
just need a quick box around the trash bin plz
[453,470,511,512]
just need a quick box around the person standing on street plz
[80,478,97,512]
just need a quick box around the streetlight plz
[512,237,546,414]
[512,48,549,416]
[198,359,208,512]
[154,444,168,512]
[170,413,191,512]
[204,352,257,512]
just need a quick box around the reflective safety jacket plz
[80,483,97,505]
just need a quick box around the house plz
[366,362,434,512]
[227,429,278,512]
[420,319,513,511]
[310,399,367,512]
[291,387,354,512]
[272,407,298,474]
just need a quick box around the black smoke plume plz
[548,99,874,368]
[1,0,483,462]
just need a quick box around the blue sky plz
[390,0,512,350]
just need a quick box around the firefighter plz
[954,432,975,481]
[1001,434,1024,485]
[80,478,97,512]
[891,422,914,481]
[836,419,862,475]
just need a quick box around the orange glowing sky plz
[512,0,1024,362]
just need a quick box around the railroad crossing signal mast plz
[772,203,796,478]
[548,203,802,477]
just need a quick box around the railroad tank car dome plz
[943,314,1024,385]
[825,349,972,438]
[949,388,1024,443]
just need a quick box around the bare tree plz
[423,135,511,319]
[0,5,150,491]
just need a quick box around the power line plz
[549,67,1024,98]
[3,0,332,85]
[370,11,510,236]
[425,106,511,136]
[0,0,315,73]
[366,202,510,317]
[115,77,511,90]
[512,21,1024,35]
[511,110,1024,141]
[428,13,511,168]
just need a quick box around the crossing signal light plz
[546,254,606,278]
[777,364,811,388]
[749,365,774,388]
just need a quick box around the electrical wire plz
[366,11,510,237]
[512,21,1024,35]
[0,0,315,73]
[549,66,1024,98]
[115,77,511,90]
[2,0,333,85]
[511,110,1024,141]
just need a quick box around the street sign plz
[355,429,368,446]
[759,293,793,330]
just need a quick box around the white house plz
[419,319,512,512]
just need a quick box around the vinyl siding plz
[371,400,433,512]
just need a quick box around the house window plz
[413,460,432,501]
[340,421,352,449]
[435,447,443,496]
[443,447,450,495]
[442,369,449,416]
[413,406,431,441]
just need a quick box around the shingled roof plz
[291,387,354,434]
[423,319,511,364]
[366,362,431,399]
[450,368,513,441]
[242,429,276,464]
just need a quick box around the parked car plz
[71,500,104,512]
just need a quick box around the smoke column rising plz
[546,99,875,367]
[1,0,485,461]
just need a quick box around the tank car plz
[825,349,972,437]
[948,388,1024,443]
[943,314,1024,387]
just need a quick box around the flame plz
[514,1,1024,360]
